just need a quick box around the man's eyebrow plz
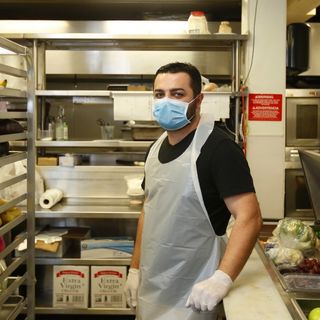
[170,88,185,92]
[153,88,185,92]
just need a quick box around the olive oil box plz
[53,265,89,308]
[90,266,127,308]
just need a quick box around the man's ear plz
[196,93,204,109]
[198,93,204,103]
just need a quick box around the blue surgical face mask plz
[152,96,197,131]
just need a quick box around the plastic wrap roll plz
[39,189,63,209]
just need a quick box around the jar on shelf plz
[55,106,68,141]
[187,11,210,34]
[218,21,233,34]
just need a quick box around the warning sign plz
[248,93,282,121]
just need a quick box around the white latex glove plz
[186,270,233,312]
[124,268,140,309]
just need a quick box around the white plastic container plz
[218,21,233,34]
[187,11,210,34]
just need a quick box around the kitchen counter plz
[223,244,294,320]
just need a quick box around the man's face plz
[153,72,194,102]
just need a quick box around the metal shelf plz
[35,257,131,266]
[0,151,27,167]
[0,35,36,320]
[35,202,141,219]
[35,307,135,315]
[0,88,27,98]
[0,296,27,320]
[0,132,27,142]
[8,33,248,51]
[36,139,152,148]
[0,63,27,78]
[0,213,26,237]
[0,112,27,119]
[0,37,28,55]
[35,89,112,96]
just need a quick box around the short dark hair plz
[154,62,202,97]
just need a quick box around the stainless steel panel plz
[0,20,241,36]
[286,89,320,97]
[46,50,232,75]
[37,165,144,198]
[0,36,27,55]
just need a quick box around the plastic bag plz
[124,175,144,196]
[272,218,317,251]
[0,160,44,205]
[266,246,304,266]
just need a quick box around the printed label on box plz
[53,265,89,308]
[91,266,127,308]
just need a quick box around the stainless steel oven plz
[285,147,318,219]
[285,89,320,219]
[286,89,320,147]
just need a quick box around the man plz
[124,62,262,320]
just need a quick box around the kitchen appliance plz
[285,89,320,219]
[286,23,310,76]
[285,156,313,219]
[286,89,320,147]
[299,149,320,223]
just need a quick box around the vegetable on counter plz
[309,307,320,320]
[264,218,320,268]
[273,218,317,250]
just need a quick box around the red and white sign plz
[248,93,282,121]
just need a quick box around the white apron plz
[136,114,223,320]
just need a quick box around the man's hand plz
[186,270,233,312]
[124,268,140,309]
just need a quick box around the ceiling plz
[0,0,319,23]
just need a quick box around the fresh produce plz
[1,206,22,224]
[0,199,22,225]
[308,307,320,320]
[266,247,304,266]
[273,218,317,250]
[298,258,320,274]
[0,79,7,88]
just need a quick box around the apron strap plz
[191,114,215,229]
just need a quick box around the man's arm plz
[219,192,263,280]
[130,208,144,269]
[186,191,262,312]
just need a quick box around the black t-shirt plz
[142,125,255,235]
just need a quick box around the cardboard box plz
[37,157,58,166]
[53,265,89,308]
[15,228,70,258]
[91,266,127,308]
[81,238,134,259]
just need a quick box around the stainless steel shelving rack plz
[0,37,35,320]
[9,32,246,316]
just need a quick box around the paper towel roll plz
[39,188,63,209]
